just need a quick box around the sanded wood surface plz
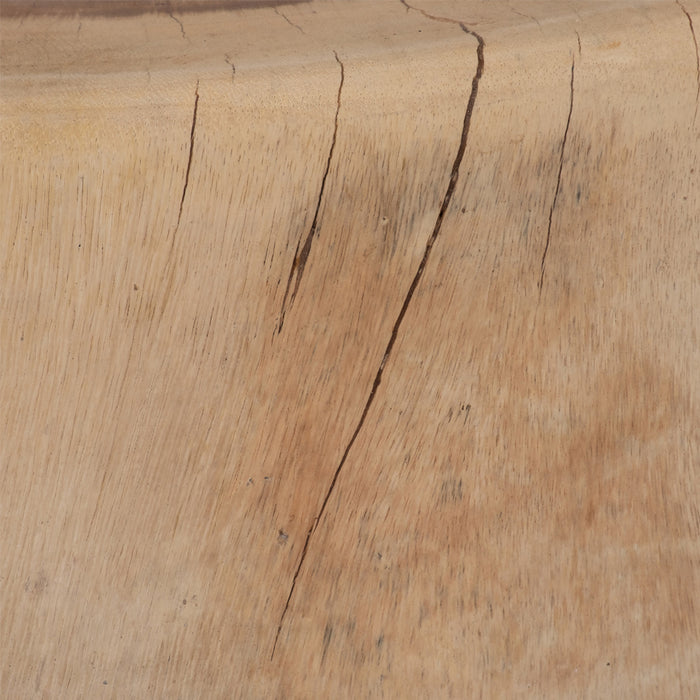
[2,0,699,696]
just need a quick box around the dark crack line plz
[224,54,236,84]
[169,11,186,39]
[270,4,484,659]
[274,6,305,34]
[676,0,700,122]
[400,0,484,27]
[575,30,582,55]
[509,5,542,31]
[158,80,199,319]
[176,80,200,233]
[277,51,344,334]
[538,56,574,293]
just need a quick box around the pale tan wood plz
[1,1,699,697]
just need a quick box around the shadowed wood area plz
[1,0,699,696]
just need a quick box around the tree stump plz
[2,0,699,696]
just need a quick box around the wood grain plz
[1,1,699,696]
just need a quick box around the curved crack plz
[676,0,700,123]
[277,51,344,333]
[158,79,200,321]
[270,2,484,659]
[224,54,236,84]
[176,80,200,233]
[274,6,305,34]
[168,10,186,39]
[509,4,542,32]
[538,56,574,293]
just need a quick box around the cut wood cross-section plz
[1,0,699,697]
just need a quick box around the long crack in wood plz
[277,51,344,333]
[224,54,236,84]
[176,80,200,233]
[270,4,484,659]
[538,57,574,293]
[509,5,542,31]
[274,6,305,34]
[676,0,700,122]
[169,11,186,40]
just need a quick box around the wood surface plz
[1,0,699,696]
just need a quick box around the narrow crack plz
[274,6,305,34]
[176,80,200,233]
[538,56,574,294]
[158,80,199,318]
[676,0,700,123]
[277,51,344,334]
[224,54,236,84]
[575,30,582,56]
[270,2,484,659]
[169,11,186,40]
[509,5,542,32]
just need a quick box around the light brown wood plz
[2,0,699,696]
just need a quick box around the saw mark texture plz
[270,1,484,659]
[277,51,343,333]
[538,56,574,293]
